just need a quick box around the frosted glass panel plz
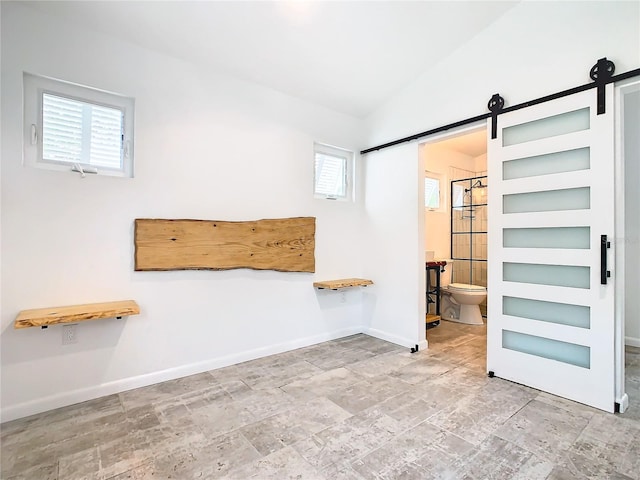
[503,227,590,249]
[503,296,590,328]
[503,108,590,146]
[503,187,590,214]
[503,262,590,289]
[503,148,590,180]
[502,330,590,368]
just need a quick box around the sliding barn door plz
[487,85,616,412]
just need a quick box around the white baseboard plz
[1,326,363,423]
[363,327,427,352]
[625,336,640,348]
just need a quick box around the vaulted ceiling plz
[21,1,519,118]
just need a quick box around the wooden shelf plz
[426,314,441,323]
[313,278,373,290]
[15,300,140,329]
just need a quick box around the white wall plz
[361,143,427,350]
[474,153,487,174]
[422,142,476,260]
[624,89,640,347]
[0,4,366,421]
[362,1,640,352]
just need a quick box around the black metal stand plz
[426,262,445,328]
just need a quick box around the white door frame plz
[419,122,488,348]
[614,78,640,412]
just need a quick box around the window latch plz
[30,124,38,145]
[71,163,98,178]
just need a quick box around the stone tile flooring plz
[2,321,639,479]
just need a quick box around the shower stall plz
[450,175,488,315]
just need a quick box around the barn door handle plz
[600,234,611,285]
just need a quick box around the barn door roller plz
[361,57,640,155]
[590,57,615,115]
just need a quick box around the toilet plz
[441,283,486,325]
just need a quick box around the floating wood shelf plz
[14,300,140,329]
[426,314,441,323]
[313,278,373,290]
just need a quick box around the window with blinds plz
[314,143,353,200]
[23,73,134,177]
[424,171,444,211]
[424,176,440,209]
[42,93,124,169]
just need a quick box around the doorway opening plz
[420,125,488,366]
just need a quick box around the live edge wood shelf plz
[14,300,140,329]
[313,278,373,290]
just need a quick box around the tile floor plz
[1,321,639,479]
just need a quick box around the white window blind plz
[42,93,124,169]
[452,183,466,209]
[314,152,347,198]
[424,175,441,209]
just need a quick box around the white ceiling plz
[22,1,518,118]
[433,129,487,157]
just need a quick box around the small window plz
[452,183,466,210]
[23,73,134,177]
[425,171,444,211]
[314,143,353,200]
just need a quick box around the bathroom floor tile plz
[2,329,639,480]
[352,420,475,479]
[494,399,593,462]
[446,435,552,480]
[388,356,456,383]
[428,378,536,446]
[220,446,323,480]
[291,408,404,469]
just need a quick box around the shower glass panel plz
[450,175,488,314]
[503,187,590,214]
[502,330,590,369]
[503,296,590,329]
[503,147,590,180]
[502,107,590,146]
[470,231,487,260]
[503,262,590,289]
[452,237,468,261]
[503,227,590,249]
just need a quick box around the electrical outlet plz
[62,324,77,345]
